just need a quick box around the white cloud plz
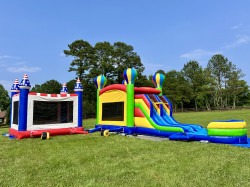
[0,55,20,60]
[0,54,41,73]
[180,49,222,60]
[231,24,242,30]
[7,66,41,73]
[143,61,169,75]
[0,55,12,59]
[225,35,250,49]
[0,61,7,67]
[14,62,26,66]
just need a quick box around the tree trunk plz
[205,99,211,111]
[213,90,219,108]
[219,77,223,109]
[181,101,183,112]
[232,95,236,109]
[195,99,198,111]
[220,95,223,109]
[174,104,177,113]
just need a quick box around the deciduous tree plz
[64,40,94,80]
[227,69,249,108]
[113,42,145,83]
[31,80,62,94]
[182,60,205,111]
[90,42,115,79]
[163,70,191,112]
[207,54,231,108]
[0,84,10,111]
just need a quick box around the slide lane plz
[135,94,200,133]
[134,101,184,133]
[153,94,204,132]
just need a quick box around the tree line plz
[158,57,249,112]
[0,39,250,121]
[61,39,250,113]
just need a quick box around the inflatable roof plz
[99,84,161,95]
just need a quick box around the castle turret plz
[18,74,31,131]
[11,79,20,95]
[74,78,83,127]
[10,79,20,125]
[60,83,68,94]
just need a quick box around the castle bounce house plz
[9,74,88,139]
[90,68,250,147]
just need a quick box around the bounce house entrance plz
[102,102,124,121]
[33,101,74,125]
[13,101,19,125]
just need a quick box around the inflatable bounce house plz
[89,68,250,147]
[9,74,88,139]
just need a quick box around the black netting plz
[13,101,19,124]
[33,101,73,125]
[102,102,124,121]
[158,96,170,109]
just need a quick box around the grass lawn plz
[1,109,250,187]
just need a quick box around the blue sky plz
[1,0,250,93]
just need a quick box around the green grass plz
[1,110,250,186]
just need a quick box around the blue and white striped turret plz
[60,83,68,94]
[74,78,83,127]
[19,74,31,89]
[11,79,20,93]
[18,74,31,131]
[10,79,20,126]
[74,78,83,92]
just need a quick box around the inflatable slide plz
[90,68,250,147]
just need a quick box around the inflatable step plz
[207,120,248,144]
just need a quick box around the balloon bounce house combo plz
[89,68,250,148]
[9,74,88,139]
